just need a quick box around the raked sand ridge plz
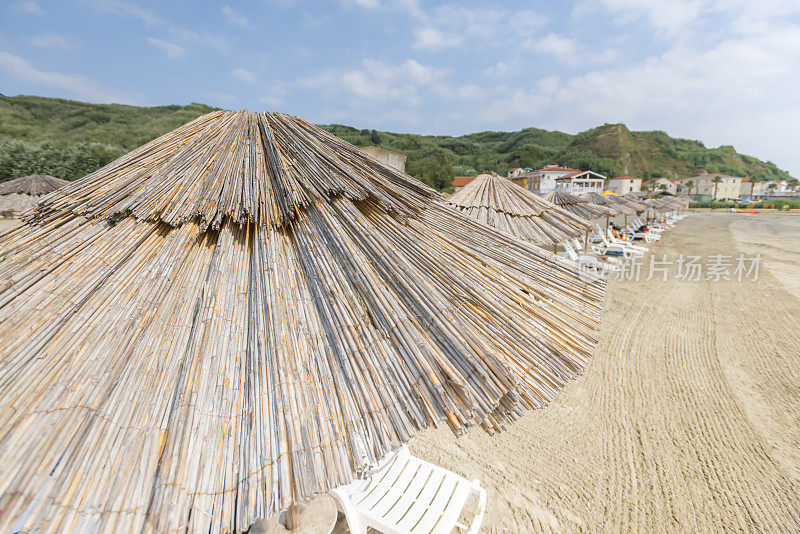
[405,213,800,533]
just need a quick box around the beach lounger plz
[563,241,617,279]
[625,224,660,242]
[571,238,623,265]
[331,445,487,534]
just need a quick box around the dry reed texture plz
[447,172,593,245]
[541,191,615,221]
[0,110,605,533]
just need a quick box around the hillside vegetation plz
[0,95,793,192]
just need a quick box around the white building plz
[507,167,525,178]
[553,170,606,195]
[523,164,581,194]
[682,173,742,200]
[606,176,642,194]
[752,180,791,198]
[645,178,679,195]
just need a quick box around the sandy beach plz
[406,212,800,533]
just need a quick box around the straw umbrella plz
[0,110,605,533]
[0,174,69,217]
[580,192,623,234]
[447,172,593,253]
[542,191,616,248]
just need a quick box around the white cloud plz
[0,51,144,104]
[344,0,380,7]
[341,59,449,102]
[31,33,78,49]
[13,0,44,14]
[88,0,161,26]
[456,84,483,100]
[221,5,252,29]
[413,27,457,50]
[534,33,578,62]
[300,58,450,105]
[575,0,705,36]
[167,27,231,55]
[483,61,516,76]
[147,38,186,59]
[232,67,256,83]
[407,5,546,51]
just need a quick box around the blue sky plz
[2,0,800,176]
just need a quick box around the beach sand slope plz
[408,213,800,533]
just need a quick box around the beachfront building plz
[452,175,476,192]
[523,164,581,194]
[684,173,742,200]
[607,175,641,194]
[553,170,606,195]
[643,178,679,195]
[740,178,753,200]
[751,180,795,198]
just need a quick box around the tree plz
[658,183,668,191]
[370,129,381,145]
[712,175,723,199]
[767,182,778,197]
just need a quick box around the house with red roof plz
[519,164,582,194]
[451,176,477,191]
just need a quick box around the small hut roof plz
[0,110,604,533]
[0,174,69,196]
[446,172,592,245]
[542,190,616,220]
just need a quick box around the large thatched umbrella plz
[0,110,604,533]
[542,191,616,220]
[0,174,69,217]
[446,172,593,249]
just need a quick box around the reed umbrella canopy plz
[0,174,69,216]
[580,191,624,216]
[542,190,616,220]
[446,171,592,245]
[0,110,605,533]
[600,194,638,215]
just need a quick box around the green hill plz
[0,95,793,192]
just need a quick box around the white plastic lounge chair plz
[563,241,617,279]
[605,229,648,253]
[625,223,660,242]
[594,224,647,255]
[331,445,487,534]
[571,238,622,265]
